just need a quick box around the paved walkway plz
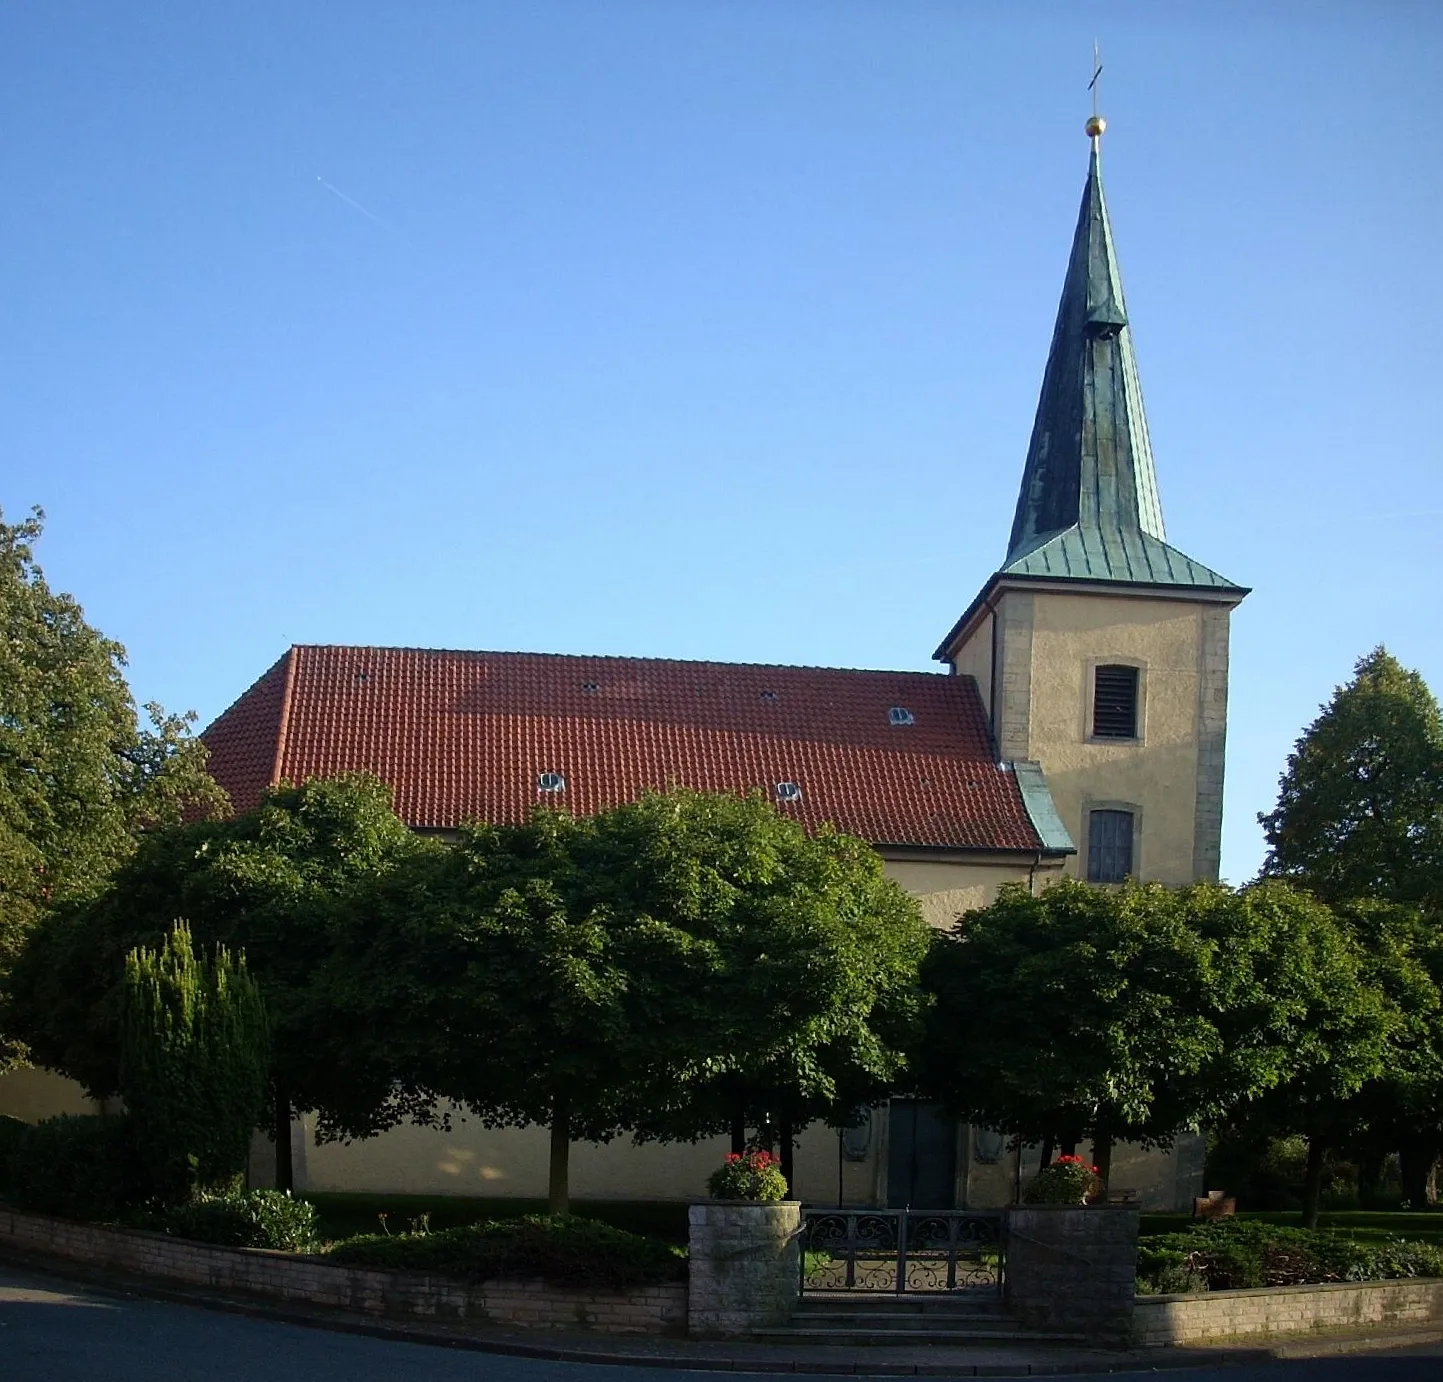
[4,1252,1442,1378]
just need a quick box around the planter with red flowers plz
[704,1149,788,1203]
[1022,1154,1104,1206]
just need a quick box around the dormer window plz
[888,706,915,727]
[775,781,802,803]
[1092,665,1140,739]
[537,771,566,793]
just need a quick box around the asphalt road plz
[2,1263,1442,1382]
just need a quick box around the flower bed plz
[1137,1217,1443,1295]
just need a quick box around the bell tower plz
[935,117,1248,885]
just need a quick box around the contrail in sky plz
[316,176,402,237]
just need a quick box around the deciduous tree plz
[0,506,224,1065]
[917,877,1395,1219]
[604,790,931,1186]
[1260,647,1443,909]
[916,879,1220,1183]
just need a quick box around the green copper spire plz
[1002,136,1239,590]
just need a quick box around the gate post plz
[1003,1205,1138,1343]
[687,1201,801,1338]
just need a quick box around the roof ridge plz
[289,644,949,679]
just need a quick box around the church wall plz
[880,855,1055,929]
[959,1128,1204,1212]
[949,609,995,720]
[0,1067,98,1123]
[1019,591,1213,887]
[287,1108,877,1205]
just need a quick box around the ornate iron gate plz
[800,1209,1004,1295]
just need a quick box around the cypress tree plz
[121,923,269,1203]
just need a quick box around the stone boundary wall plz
[0,1206,685,1335]
[1134,1276,1443,1347]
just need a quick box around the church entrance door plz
[886,1100,957,1209]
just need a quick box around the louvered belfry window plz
[1088,810,1135,883]
[1092,664,1139,739]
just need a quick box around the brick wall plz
[0,1206,685,1335]
[1005,1205,1138,1343]
[1134,1277,1443,1347]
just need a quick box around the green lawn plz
[302,1192,690,1245]
[1140,1210,1443,1245]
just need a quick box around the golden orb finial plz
[1085,114,1107,139]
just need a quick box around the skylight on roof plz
[775,781,802,803]
[537,771,566,793]
[889,706,915,726]
[759,690,778,702]
[582,682,600,694]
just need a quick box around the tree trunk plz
[1400,1139,1434,1209]
[1356,1150,1387,1207]
[548,1101,570,1217]
[1301,1137,1327,1229]
[272,1077,293,1193]
[779,1117,795,1197]
[1038,1134,1055,1170]
[730,1107,746,1156]
[1092,1130,1113,1190]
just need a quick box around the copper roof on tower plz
[1001,141,1243,591]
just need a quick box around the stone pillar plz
[687,1201,801,1338]
[1005,1205,1138,1343]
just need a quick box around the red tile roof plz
[201,646,1044,853]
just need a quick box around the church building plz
[2,121,1247,1210]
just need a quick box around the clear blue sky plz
[3,1,1439,884]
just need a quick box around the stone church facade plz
[0,127,1245,1211]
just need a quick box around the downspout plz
[1028,851,1043,896]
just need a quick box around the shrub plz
[326,1214,685,1288]
[706,1149,788,1202]
[0,1114,29,1193]
[159,1190,319,1252]
[6,1114,146,1220]
[1023,1155,1102,1205]
[1135,1217,1443,1293]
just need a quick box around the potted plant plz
[706,1149,788,1202]
[1021,1154,1103,1205]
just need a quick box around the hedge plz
[325,1213,686,1288]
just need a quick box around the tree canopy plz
[1259,647,1443,909]
[917,877,1401,1210]
[388,789,931,1210]
[595,790,931,1177]
[0,506,223,1065]
[916,879,1218,1179]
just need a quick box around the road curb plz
[2,1247,1439,1376]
